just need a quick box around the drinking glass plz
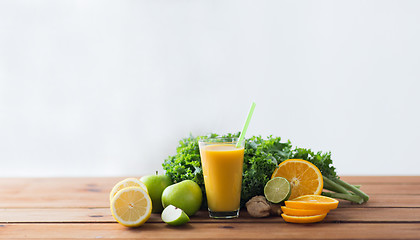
[199,137,245,218]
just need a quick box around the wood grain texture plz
[1,223,420,239]
[2,208,420,224]
[354,184,420,195]
[338,195,420,208]
[340,176,420,184]
[1,176,419,208]
[0,208,114,223]
[0,176,419,239]
[0,177,122,208]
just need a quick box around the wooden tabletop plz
[0,176,419,239]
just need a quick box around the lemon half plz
[109,178,148,202]
[110,186,152,227]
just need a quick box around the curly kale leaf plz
[162,134,204,192]
[163,133,367,205]
[291,148,337,179]
[164,134,340,206]
[241,136,293,205]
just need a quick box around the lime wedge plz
[264,177,291,204]
[161,205,190,226]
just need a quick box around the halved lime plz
[264,177,291,204]
[161,205,190,226]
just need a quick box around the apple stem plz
[156,170,158,175]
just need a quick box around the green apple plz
[140,173,172,213]
[161,180,202,216]
[161,205,190,226]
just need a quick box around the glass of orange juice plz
[198,137,245,218]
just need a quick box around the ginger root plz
[269,202,282,216]
[245,196,283,218]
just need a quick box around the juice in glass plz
[199,138,244,218]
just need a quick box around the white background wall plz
[1,0,419,177]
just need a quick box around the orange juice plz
[199,143,244,215]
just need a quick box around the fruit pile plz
[109,159,340,226]
[109,175,202,227]
[249,159,339,223]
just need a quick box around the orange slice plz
[281,206,329,216]
[285,195,339,211]
[281,213,327,223]
[271,159,323,200]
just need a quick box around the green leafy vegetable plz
[162,134,369,206]
[241,135,292,206]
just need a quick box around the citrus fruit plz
[281,213,327,223]
[109,178,148,202]
[110,186,152,227]
[161,205,190,226]
[271,159,323,200]
[285,195,339,211]
[281,206,329,216]
[264,177,291,204]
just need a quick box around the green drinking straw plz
[236,102,256,148]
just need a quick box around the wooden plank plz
[0,208,114,223]
[0,177,122,208]
[0,177,419,239]
[2,194,418,209]
[351,184,420,195]
[326,207,420,223]
[0,177,420,208]
[2,207,420,224]
[0,179,420,208]
[338,195,420,208]
[340,176,420,184]
[0,223,419,239]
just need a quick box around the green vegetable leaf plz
[163,134,293,207]
[291,148,338,179]
[162,133,369,206]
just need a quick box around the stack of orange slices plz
[281,195,338,223]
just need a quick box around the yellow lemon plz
[110,186,152,227]
[109,178,148,202]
